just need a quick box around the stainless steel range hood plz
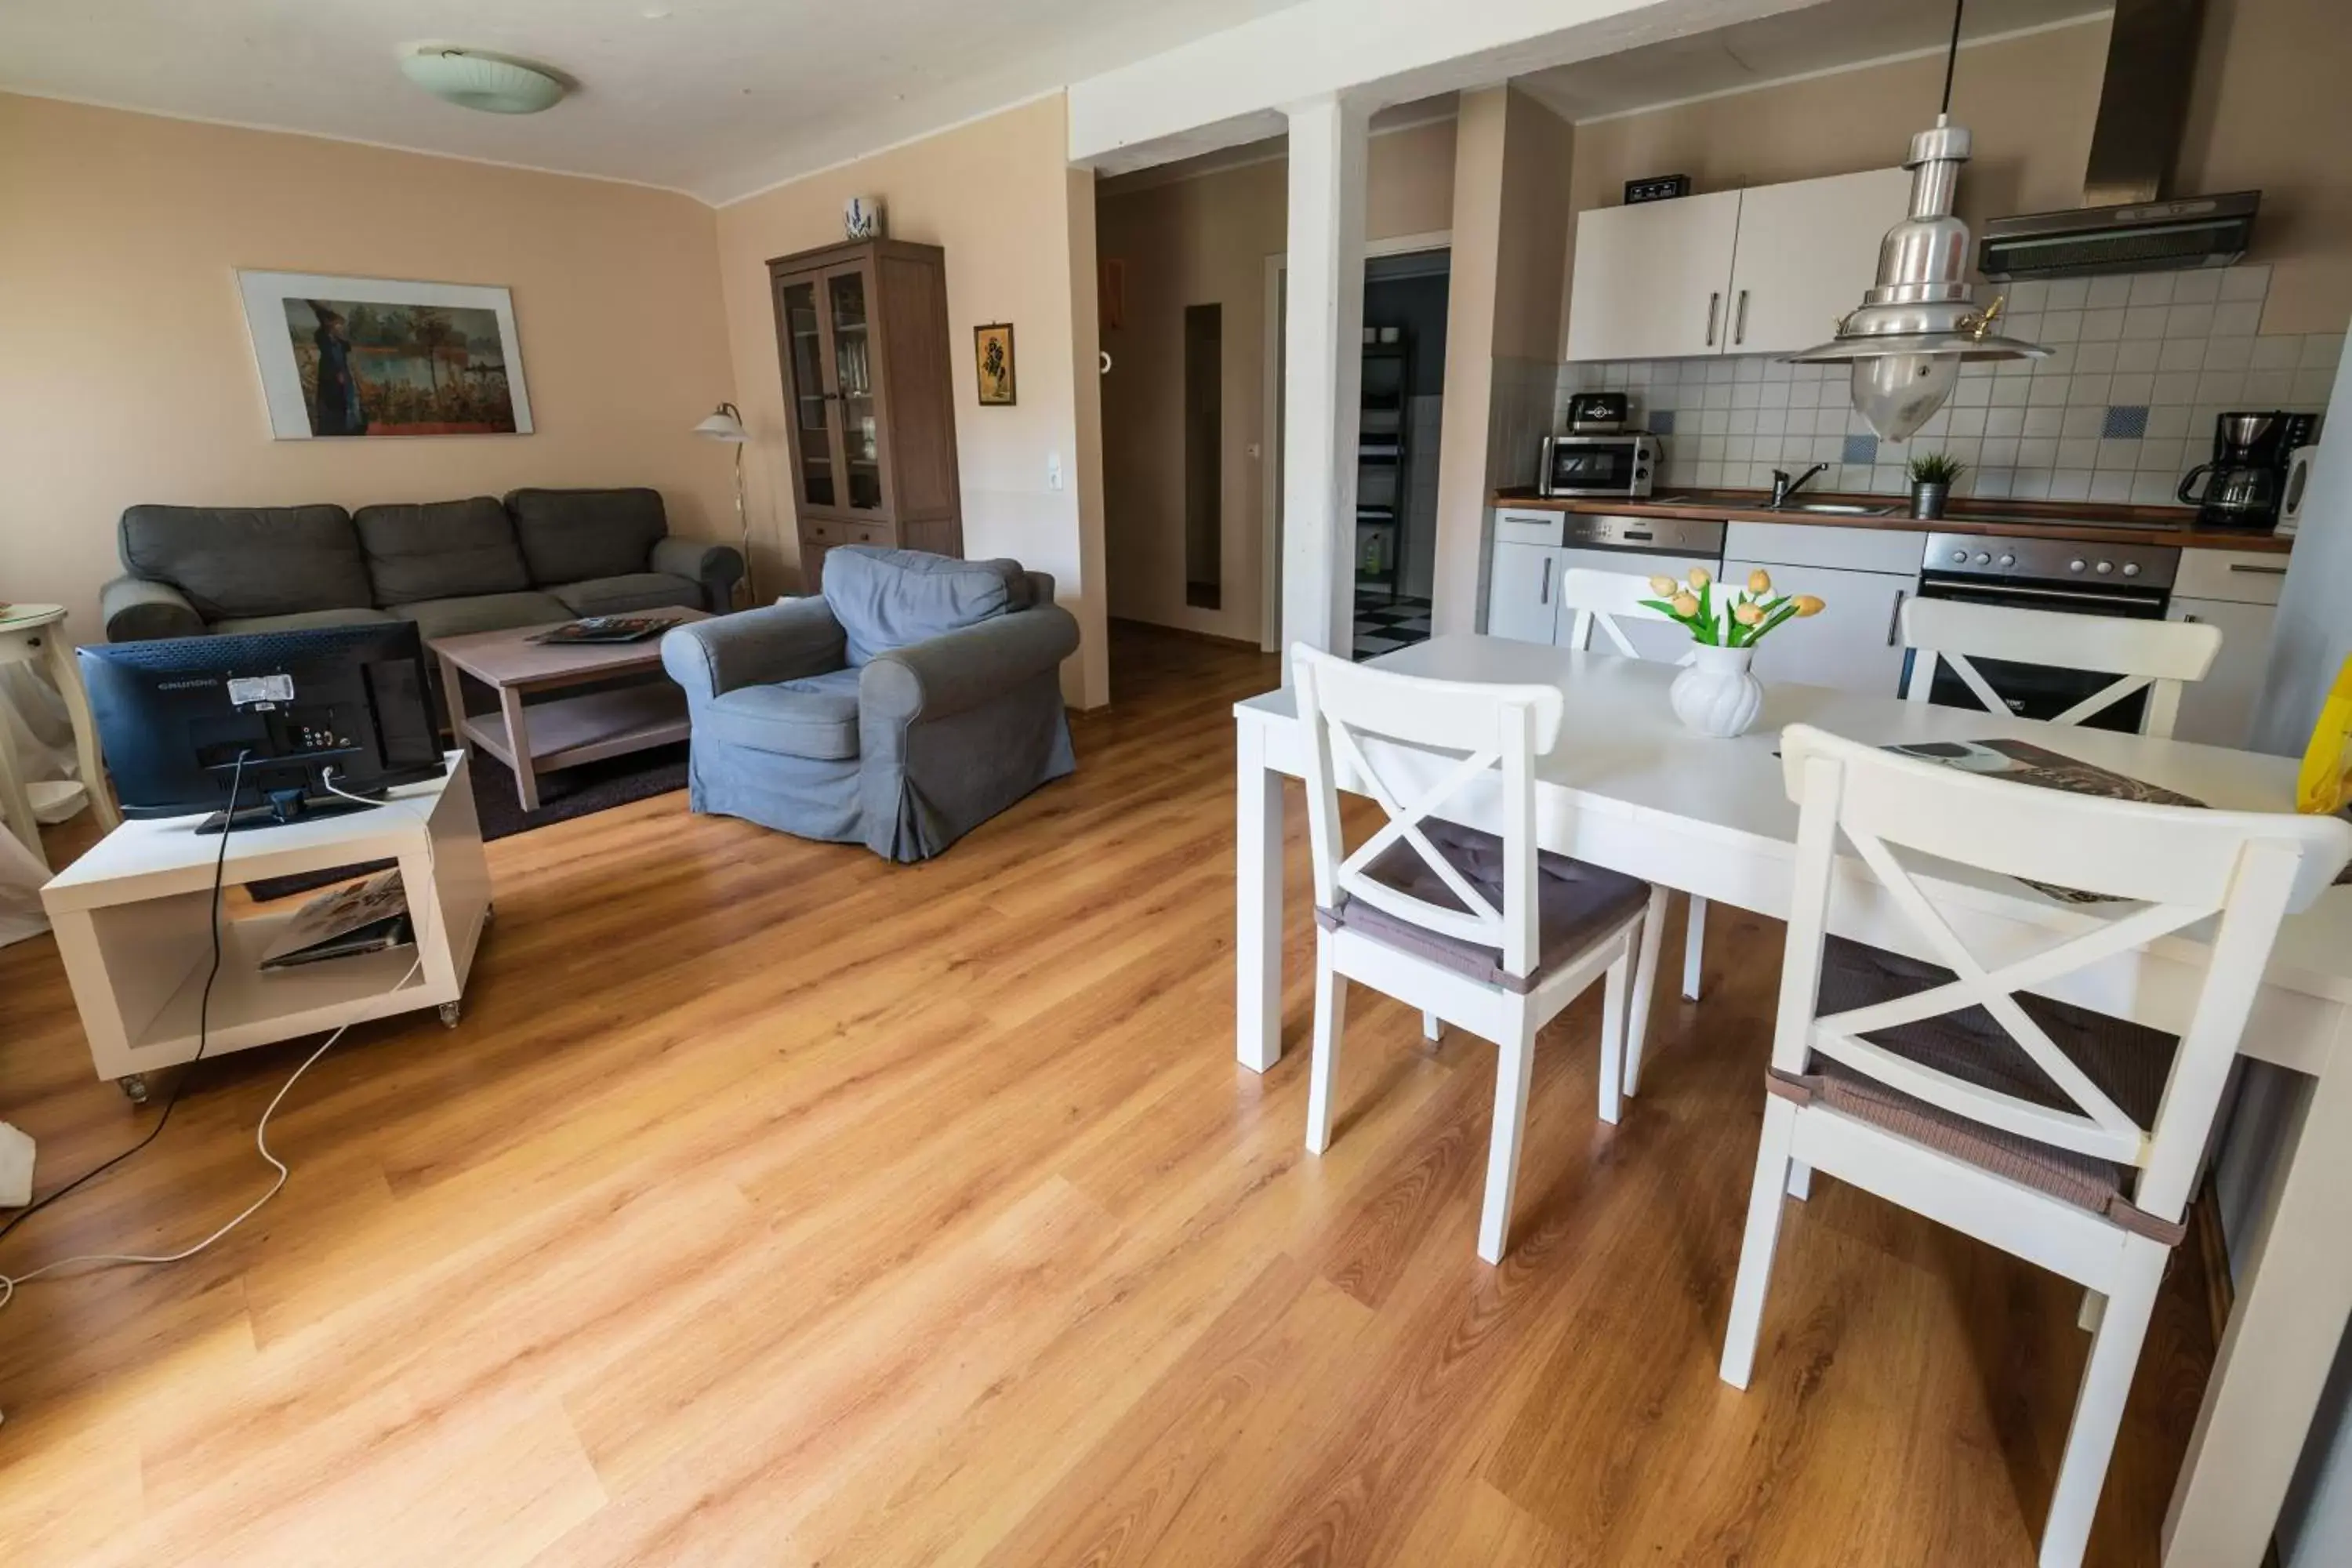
[1977,0,2257,280]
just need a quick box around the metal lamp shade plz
[693,405,750,443]
[1785,120,2046,441]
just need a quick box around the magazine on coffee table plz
[529,615,674,645]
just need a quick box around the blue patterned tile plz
[2102,404,2150,437]
[1842,433,1879,466]
[1648,409,1676,435]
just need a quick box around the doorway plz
[1261,236,1450,661]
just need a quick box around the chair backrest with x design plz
[1559,568,1680,660]
[1291,645,1563,982]
[1773,724,2350,1225]
[1901,596,2221,739]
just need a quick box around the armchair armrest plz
[859,604,1080,725]
[100,575,205,641]
[651,535,746,614]
[660,598,846,704]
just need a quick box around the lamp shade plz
[693,404,750,442]
[401,49,565,114]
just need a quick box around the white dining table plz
[1232,633,2352,1568]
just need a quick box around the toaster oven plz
[1538,432,1660,499]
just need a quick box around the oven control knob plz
[1950,550,1968,563]
[1972,551,1992,564]
[1998,554,2016,567]
[2122,562,2141,577]
[2068,558,2086,572]
[2095,560,2114,574]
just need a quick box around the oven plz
[1538,433,1660,499]
[1910,532,2178,734]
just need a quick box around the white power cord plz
[0,954,423,1321]
[0,761,456,1340]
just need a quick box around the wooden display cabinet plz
[767,238,964,590]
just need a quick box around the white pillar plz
[1279,93,1370,666]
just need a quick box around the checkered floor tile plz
[1353,593,1432,661]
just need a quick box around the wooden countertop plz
[1491,488,2295,553]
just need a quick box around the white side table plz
[0,604,119,869]
[39,753,491,1102]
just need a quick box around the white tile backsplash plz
[1595,265,2324,506]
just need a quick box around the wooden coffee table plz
[429,611,708,811]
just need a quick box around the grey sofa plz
[661,546,1078,862]
[100,488,742,644]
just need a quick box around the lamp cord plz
[1940,0,1966,115]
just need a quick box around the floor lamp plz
[693,402,754,602]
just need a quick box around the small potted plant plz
[1642,568,1825,738]
[1908,452,1964,520]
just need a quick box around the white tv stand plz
[40,753,490,1099]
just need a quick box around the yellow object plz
[1670,591,1699,618]
[1687,567,1711,589]
[1792,595,1825,617]
[1648,575,1675,596]
[1733,601,1765,626]
[2296,653,2352,815]
[1748,568,1772,594]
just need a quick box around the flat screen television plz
[81,622,446,832]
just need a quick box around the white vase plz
[1670,643,1765,739]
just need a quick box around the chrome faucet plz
[1769,463,1831,508]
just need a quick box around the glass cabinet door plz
[778,277,837,510]
[827,267,886,511]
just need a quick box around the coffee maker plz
[2180,411,2321,529]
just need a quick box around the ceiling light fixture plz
[400,48,567,115]
[1783,0,2045,441]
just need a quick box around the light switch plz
[1047,452,1065,491]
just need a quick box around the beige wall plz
[1564,2,2352,343]
[714,95,1108,706]
[0,93,739,644]
[1094,118,1457,644]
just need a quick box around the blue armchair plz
[660,547,1079,861]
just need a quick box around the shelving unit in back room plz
[1356,336,1410,604]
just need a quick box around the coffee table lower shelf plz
[459,686,689,810]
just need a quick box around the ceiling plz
[0,0,1303,205]
[1518,0,2108,122]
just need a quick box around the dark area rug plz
[245,742,689,903]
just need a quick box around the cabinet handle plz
[2227,562,2288,575]
[1540,556,1553,604]
[1733,289,1751,345]
[1885,589,1906,647]
[2181,614,2201,624]
[1704,292,1721,347]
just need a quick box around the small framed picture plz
[974,322,1016,406]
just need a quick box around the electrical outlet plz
[1047,452,1065,491]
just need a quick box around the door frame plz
[1260,229,1451,652]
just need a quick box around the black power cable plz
[0,751,249,1248]
[1940,0,1967,117]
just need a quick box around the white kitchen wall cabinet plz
[1564,169,1907,364]
[1722,558,1914,698]
[1487,539,1561,644]
[1723,168,1913,357]
[1564,191,1743,362]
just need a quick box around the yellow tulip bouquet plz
[1641,567,1824,648]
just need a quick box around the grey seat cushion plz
[354,497,530,603]
[701,668,863,760]
[506,488,667,585]
[551,572,702,618]
[120,504,374,620]
[209,607,401,637]
[389,590,572,644]
[1316,818,1651,993]
[1767,936,2185,1243]
[820,546,1029,664]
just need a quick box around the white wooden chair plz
[1900,596,2222,739]
[1558,567,1706,1022]
[1719,724,2351,1568]
[1291,644,1665,1263]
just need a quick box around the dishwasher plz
[1490,510,1724,657]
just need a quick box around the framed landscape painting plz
[237,270,534,438]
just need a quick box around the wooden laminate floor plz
[0,625,2213,1566]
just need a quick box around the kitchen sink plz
[1767,501,1903,517]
